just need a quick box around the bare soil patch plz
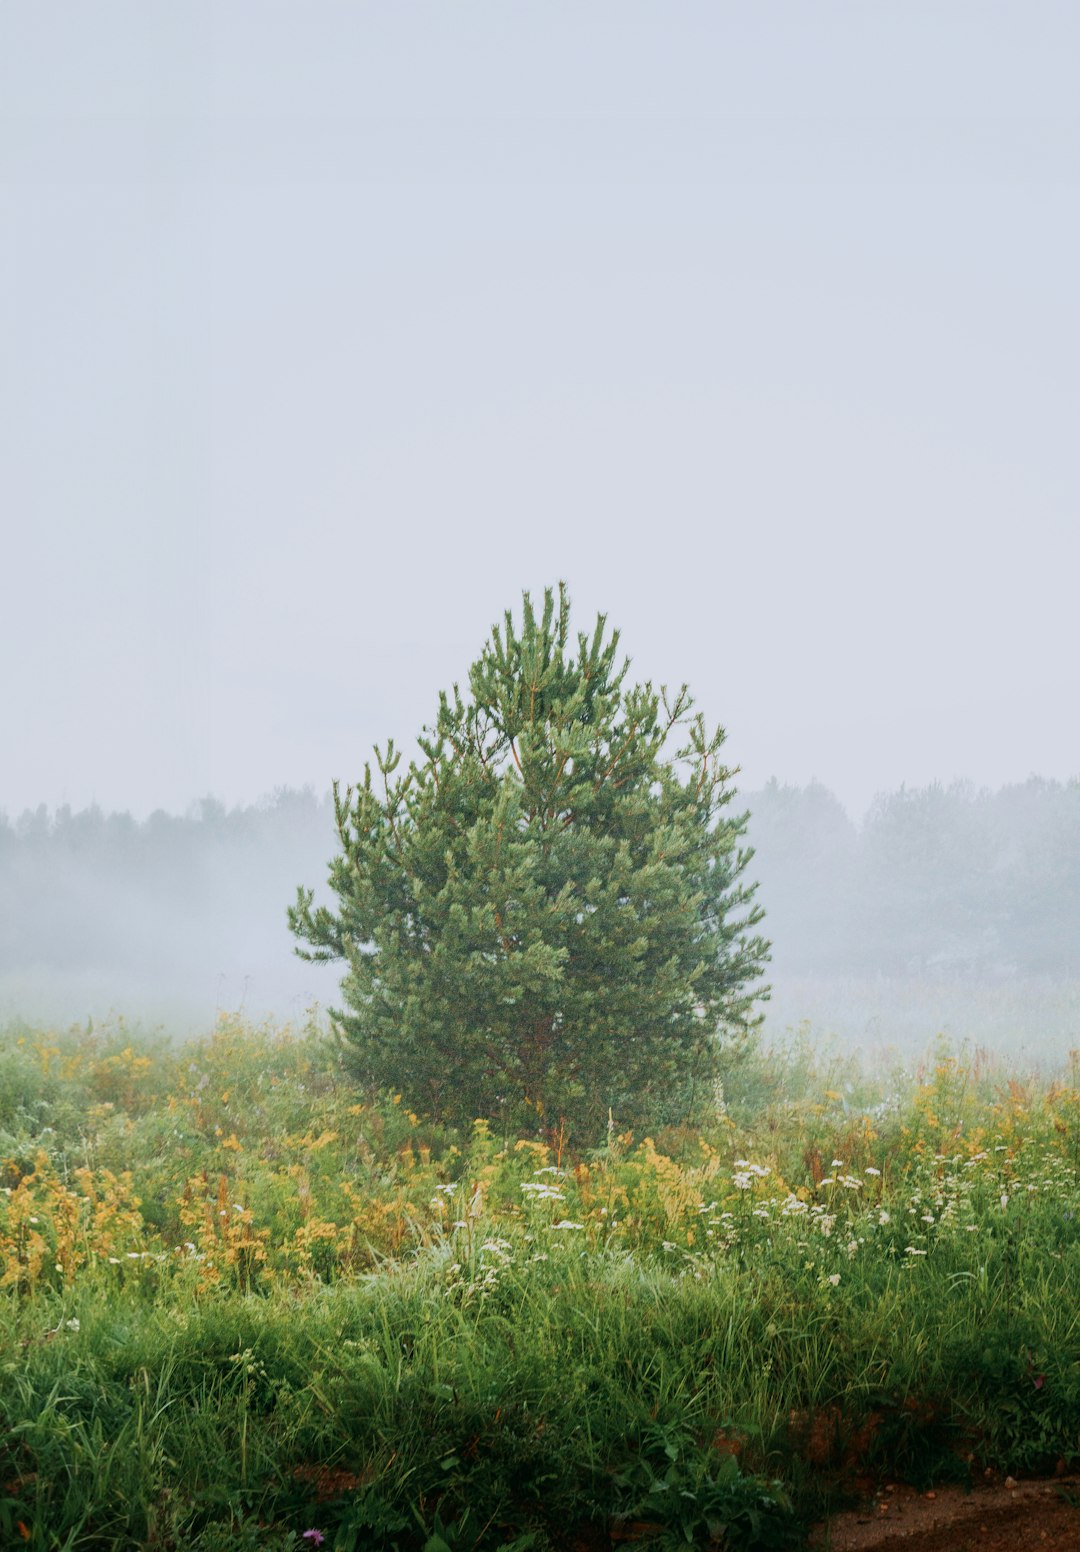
[811,1473,1080,1551]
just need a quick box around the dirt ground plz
[811,1473,1080,1551]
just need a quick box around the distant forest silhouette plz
[2,778,1078,1036]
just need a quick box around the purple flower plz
[302,1533,326,1549]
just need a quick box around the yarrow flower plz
[520,1181,565,1201]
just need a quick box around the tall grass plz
[1,1016,1078,1549]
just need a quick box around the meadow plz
[1,1016,1078,1551]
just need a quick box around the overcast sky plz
[3,2,1078,824]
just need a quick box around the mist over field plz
[4,4,1078,1081]
[6,9,1080,1547]
[4,775,1078,1065]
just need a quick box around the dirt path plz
[811,1473,1080,1551]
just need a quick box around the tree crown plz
[290,584,768,1133]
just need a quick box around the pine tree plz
[289,584,769,1134]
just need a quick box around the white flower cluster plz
[520,1180,566,1202]
[732,1160,771,1190]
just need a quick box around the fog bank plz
[2,778,1078,1061]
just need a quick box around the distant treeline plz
[747,776,1080,978]
[0,777,1078,1029]
[0,790,338,1025]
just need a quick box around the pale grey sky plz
[3,2,1078,822]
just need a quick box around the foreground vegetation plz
[1,1018,1079,1550]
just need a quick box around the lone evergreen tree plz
[290,585,768,1133]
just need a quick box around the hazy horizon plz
[4,773,1079,1066]
[4,767,1080,834]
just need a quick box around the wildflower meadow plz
[1,1016,1079,1549]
